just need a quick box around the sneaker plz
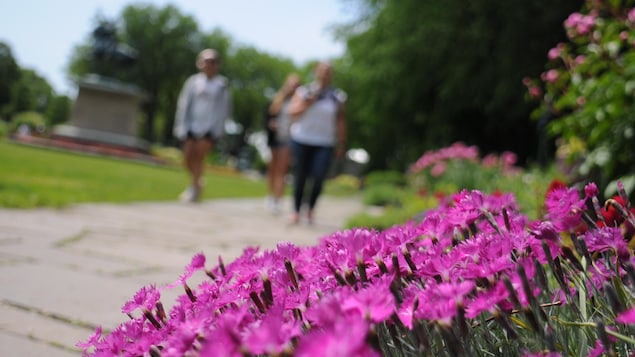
[179,186,199,203]
[272,199,282,215]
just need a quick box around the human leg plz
[181,137,213,201]
[307,146,334,221]
[266,146,280,210]
[290,141,311,222]
[272,145,291,200]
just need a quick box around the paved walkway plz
[0,195,364,356]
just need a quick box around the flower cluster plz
[78,179,635,356]
[410,142,518,178]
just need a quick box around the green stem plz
[552,317,635,344]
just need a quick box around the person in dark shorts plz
[264,73,301,214]
[173,49,232,202]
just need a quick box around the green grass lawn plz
[0,141,267,208]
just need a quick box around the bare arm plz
[335,102,347,159]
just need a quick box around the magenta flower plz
[465,281,509,319]
[583,227,630,260]
[616,306,635,324]
[76,325,102,353]
[584,182,599,198]
[242,304,300,355]
[294,317,378,357]
[166,252,206,288]
[341,275,396,322]
[121,284,161,315]
[544,185,585,232]
[540,69,559,83]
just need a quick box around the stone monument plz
[52,21,148,152]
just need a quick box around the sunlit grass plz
[0,141,267,208]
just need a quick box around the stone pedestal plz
[53,74,148,151]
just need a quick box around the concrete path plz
[0,195,364,356]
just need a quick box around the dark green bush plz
[362,183,404,207]
[364,170,406,188]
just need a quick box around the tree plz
[67,4,202,143]
[45,95,72,126]
[337,0,582,171]
[120,4,202,143]
[0,42,20,120]
[8,69,53,115]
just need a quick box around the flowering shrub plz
[525,0,635,189]
[409,141,521,197]
[79,180,635,356]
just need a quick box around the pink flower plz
[431,161,446,177]
[121,284,161,314]
[564,12,596,36]
[544,185,585,232]
[574,55,586,66]
[584,182,599,198]
[242,304,300,355]
[616,306,635,324]
[341,276,396,323]
[628,8,635,23]
[528,85,542,99]
[547,46,561,60]
[583,227,630,260]
[541,69,559,83]
[76,325,103,352]
[167,252,207,288]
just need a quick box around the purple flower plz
[341,275,396,322]
[121,284,161,315]
[76,325,102,353]
[616,306,635,324]
[583,227,629,260]
[584,182,599,199]
[465,282,509,319]
[294,317,378,357]
[544,185,585,232]
[242,304,300,355]
[166,252,207,288]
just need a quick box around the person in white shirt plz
[288,62,347,224]
[173,49,232,202]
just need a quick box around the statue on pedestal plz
[52,20,148,152]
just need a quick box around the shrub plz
[0,121,7,140]
[9,111,47,134]
[324,174,361,196]
[362,183,405,207]
[364,170,407,188]
[525,1,635,191]
[409,142,521,196]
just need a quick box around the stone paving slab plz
[0,195,363,355]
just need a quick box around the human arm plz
[335,101,347,159]
[173,76,193,140]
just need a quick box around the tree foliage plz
[338,0,582,171]
[0,42,20,119]
[526,0,635,194]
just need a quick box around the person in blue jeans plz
[288,62,347,224]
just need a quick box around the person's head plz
[196,49,220,78]
[314,61,333,87]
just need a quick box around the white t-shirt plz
[173,73,232,140]
[290,86,344,146]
